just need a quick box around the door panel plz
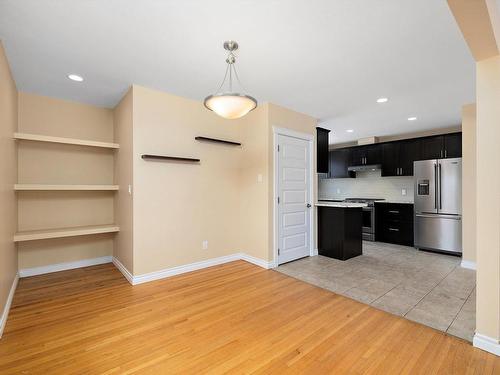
[278,134,311,264]
[438,158,462,215]
[399,139,420,176]
[329,149,351,178]
[444,133,462,158]
[420,136,444,160]
[365,144,382,165]
[381,142,399,176]
[414,159,437,213]
[415,214,462,254]
[316,127,330,173]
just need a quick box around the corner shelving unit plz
[14,132,120,243]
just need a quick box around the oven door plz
[362,207,374,234]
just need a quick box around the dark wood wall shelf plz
[195,136,241,146]
[141,155,200,162]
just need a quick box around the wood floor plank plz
[0,261,498,374]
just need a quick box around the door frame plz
[272,126,314,268]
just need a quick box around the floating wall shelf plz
[195,136,241,146]
[141,154,200,162]
[14,184,120,191]
[14,132,120,149]
[14,224,120,242]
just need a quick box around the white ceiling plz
[0,0,475,144]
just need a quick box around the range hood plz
[347,164,381,172]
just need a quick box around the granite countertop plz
[315,202,368,208]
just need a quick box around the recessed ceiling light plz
[408,117,417,121]
[376,97,388,103]
[68,74,83,82]
[346,129,354,133]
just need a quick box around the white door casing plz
[276,132,312,265]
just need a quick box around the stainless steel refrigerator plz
[414,158,462,255]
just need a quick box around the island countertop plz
[315,201,368,208]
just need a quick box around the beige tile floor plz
[277,241,476,342]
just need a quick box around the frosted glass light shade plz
[204,93,257,119]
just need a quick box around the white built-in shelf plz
[14,224,120,242]
[14,132,120,149]
[14,184,120,191]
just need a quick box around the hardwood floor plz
[0,261,498,374]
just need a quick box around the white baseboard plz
[239,253,274,269]
[461,260,477,270]
[19,256,112,278]
[0,273,19,338]
[113,253,272,286]
[473,333,500,356]
[112,257,134,284]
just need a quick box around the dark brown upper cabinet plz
[329,149,354,178]
[381,139,419,176]
[350,144,382,166]
[443,133,462,158]
[316,127,330,173]
[419,133,462,160]
[326,131,461,179]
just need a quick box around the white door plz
[277,134,312,264]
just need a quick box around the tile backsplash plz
[318,170,414,202]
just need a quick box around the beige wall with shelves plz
[128,86,317,275]
[0,41,18,332]
[131,85,243,275]
[16,93,116,270]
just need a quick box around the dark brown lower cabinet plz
[375,203,414,246]
[318,206,363,260]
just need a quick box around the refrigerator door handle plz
[434,163,438,209]
[438,163,442,210]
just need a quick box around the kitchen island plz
[316,201,366,260]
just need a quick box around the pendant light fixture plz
[204,40,257,119]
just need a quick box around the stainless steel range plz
[345,198,385,241]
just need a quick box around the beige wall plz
[113,88,134,273]
[17,93,115,269]
[0,42,18,331]
[131,85,244,275]
[475,55,500,341]
[238,103,271,260]
[448,0,499,60]
[126,87,317,275]
[461,104,476,263]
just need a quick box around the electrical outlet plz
[402,188,407,196]
[336,188,341,194]
[202,240,208,250]
[257,174,263,183]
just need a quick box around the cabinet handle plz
[440,150,443,158]
[444,150,447,158]
[388,228,399,232]
[388,210,400,214]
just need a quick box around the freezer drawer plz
[414,214,462,254]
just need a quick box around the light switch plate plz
[402,188,407,196]
[202,240,208,250]
[257,174,263,183]
[336,188,341,194]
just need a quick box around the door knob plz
[307,204,312,208]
